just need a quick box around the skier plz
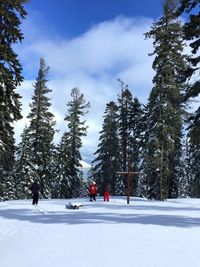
[104,182,110,202]
[88,181,97,201]
[30,180,40,205]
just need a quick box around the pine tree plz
[55,88,90,198]
[117,80,144,195]
[92,101,121,195]
[188,141,200,197]
[0,0,28,199]
[176,0,199,100]
[25,58,56,198]
[53,132,72,198]
[179,136,192,197]
[117,80,135,195]
[3,172,16,200]
[128,97,144,196]
[143,0,187,200]
[117,80,133,172]
[176,0,200,196]
[15,126,35,199]
[79,179,90,197]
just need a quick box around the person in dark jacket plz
[30,181,40,205]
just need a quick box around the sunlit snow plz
[0,197,199,267]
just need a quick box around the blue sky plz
[26,0,163,38]
[15,0,165,164]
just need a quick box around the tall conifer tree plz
[117,80,134,194]
[117,80,144,195]
[177,0,199,101]
[92,101,121,195]
[117,80,132,172]
[55,88,90,198]
[0,0,28,199]
[142,0,187,200]
[176,0,200,196]
[53,132,72,198]
[15,126,35,199]
[25,58,56,198]
[128,97,144,196]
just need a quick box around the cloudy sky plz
[14,0,165,164]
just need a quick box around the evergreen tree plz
[92,101,121,195]
[176,0,199,98]
[179,136,193,197]
[117,79,133,172]
[143,0,187,200]
[2,172,16,200]
[187,141,200,197]
[0,0,28,199]
[117,80,144,195]
[25,58,56,198]
[176,0,200,196]
[55,88,90,198]
[79,179,90,197]
[117,80,134,194]
[15,126,35,199]
[53,132,72,198]
[128,97,144,196]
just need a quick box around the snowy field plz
[0,197,199,267]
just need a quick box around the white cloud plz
[23,17,154,75]
[15,16,155,163]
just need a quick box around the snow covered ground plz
[0,196,199,267]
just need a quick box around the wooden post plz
[116,159,140,204]
[127,159,131,204]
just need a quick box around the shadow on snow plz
[0,199,199,228]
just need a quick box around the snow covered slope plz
[0,197,199,267]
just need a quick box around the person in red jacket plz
[104,182,110,202]
[88,181,97,201]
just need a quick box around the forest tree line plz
[0,0,199,200]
